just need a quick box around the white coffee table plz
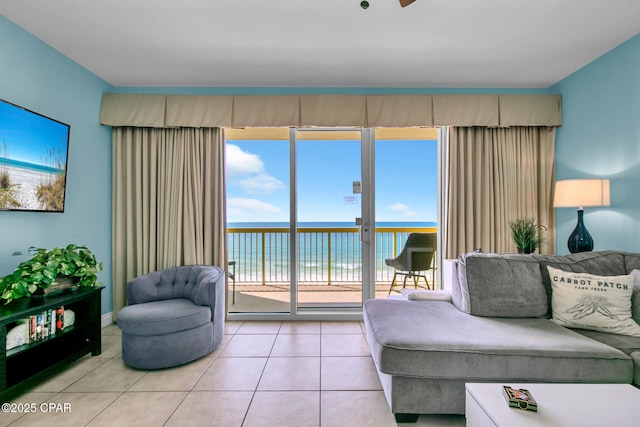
[465,383,639,427]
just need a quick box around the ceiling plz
[2,0,639,88]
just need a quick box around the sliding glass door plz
[292,129,373,311]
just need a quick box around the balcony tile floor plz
[228,283,434,313]
[4,321,465,427]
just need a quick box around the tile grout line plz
[84,330,146,426]
[239,322,281,427]
[159,326,240,425]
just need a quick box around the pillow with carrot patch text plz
[548,266,640,337]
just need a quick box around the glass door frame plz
[361,129,376,302]
[289,128,375,315]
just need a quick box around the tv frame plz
[0,98,71,213]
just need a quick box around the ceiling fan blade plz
[399,0,417,7]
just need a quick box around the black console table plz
[0,286,103,401]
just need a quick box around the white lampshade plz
[553,179,610,208]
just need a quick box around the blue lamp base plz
[567,208,593,253]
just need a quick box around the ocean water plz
[1,157,63,175]
[227,221,437,282]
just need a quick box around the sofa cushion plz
[118,298,211,336]
[631,352,640,386]
[631,270,640,322]
[363,299,632,383]
[572,329,640,355]
[454,253,548,317]
[548,267,640,337]
[624,253,640,273]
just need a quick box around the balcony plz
[227,225,437,312]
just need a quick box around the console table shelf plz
[0,286,103,400]
[6,324,79,357]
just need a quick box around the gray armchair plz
[117,265,225,369]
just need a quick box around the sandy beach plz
[3,165,55,210]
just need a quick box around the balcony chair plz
[228,260,236,304]
[385,232,436,294]
[117,265,225,369]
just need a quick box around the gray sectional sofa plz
[363,250,640,422]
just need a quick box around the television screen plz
[0,98,70,212]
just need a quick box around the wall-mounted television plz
[0,98,70,213]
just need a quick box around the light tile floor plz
[3,321,465,427]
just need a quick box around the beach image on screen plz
[0,100,70,212]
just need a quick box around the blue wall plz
[0,17,114,314]
[552,34,640,254]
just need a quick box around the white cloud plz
[388,202,416,217]
[240,172,285,195]
[389,203,410,211]
[227,198,283,216]
[226,144,264,176]
[226,144,284,195]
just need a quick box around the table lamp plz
[553,179,610,253]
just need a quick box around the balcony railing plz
[227,226,437,285]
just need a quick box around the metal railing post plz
[261,230,266,285]
[327,232,332,285]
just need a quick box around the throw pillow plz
[548,266,640,337]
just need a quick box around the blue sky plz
[0,100,69,166]
[226,137,437,224]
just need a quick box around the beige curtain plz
[112,127,226,316]
[445,126,556,258]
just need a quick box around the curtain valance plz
[100,94,167,127]
[433,94,499,126]
[165,95,233,127]
[366,95,434,127]
[100,93,562,128]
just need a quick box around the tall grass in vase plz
[509,218,547,254]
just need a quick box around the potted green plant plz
[509,218,547,254]
[0,244,102,304]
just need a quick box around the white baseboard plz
[101,312,114,328]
